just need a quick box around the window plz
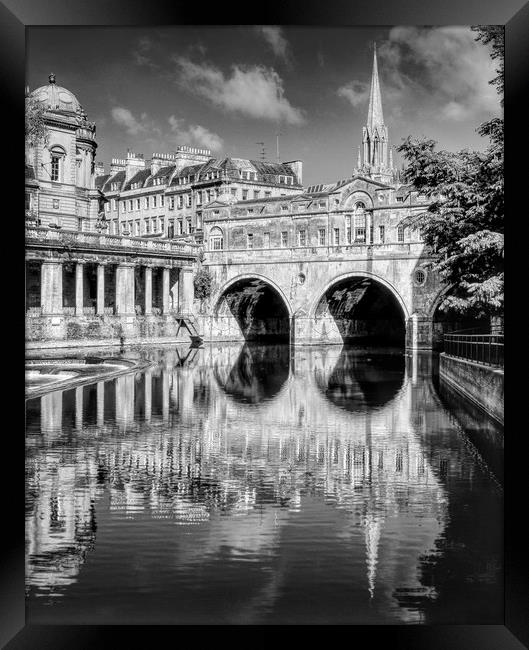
[177,220,183,235]
[247,233,254,249]
[396,196,404,202]
[25,192,31,212]
[265,191,271,198]
[231,188,237,198]
[144,197,149,209]
[354,202,367,242]
[377,225,385,243]
[50,155,60,181]
[319,228,326,246]
[160,217,165,233]
[186,217,192,233]
[145,219,150,234]
[168,222,174,238]
[53,199,59,209]
[281,231,288,247]
[135,221,140,236]
[152,217,157,233]
[415,269,426,285]
[254,190,260,199]
[136,199,140,210]
[281,204,289,213]
[178,195,183,209]
[397,224,405,242]
[160,195,165,207]
[369,225,374,243]
[333,228,340,245]
[209,227,224,250]
[112,199,117,211]
[298,229,306,247]
[242,190,249,201]
[129,200,133,211]
[264,232,270,248]
[346,226,352,244]
[186,194,192,208]
[169,196,175,210]
[153,195,157,208]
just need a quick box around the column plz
[144,266,152,315]
[75,262,84,315]
[115,263,135,315]
[96,381,105,428]
[170,269,180,313]
[162,369,169,422]
[178,268,194,314]
[41,260,63,314]
[162,267,170,313]
[96,264,105,315]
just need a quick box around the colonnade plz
[28,259,195,316]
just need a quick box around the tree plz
[397,26,504,318]
[25,95,48,149]
[194,267,213,302]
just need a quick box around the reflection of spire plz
[364,513,382,599]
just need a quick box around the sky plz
[26,26,502,187]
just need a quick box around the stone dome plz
[30,73,82,115]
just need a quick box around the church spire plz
[367,44,384,131]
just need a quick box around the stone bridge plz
[199,241,448,349]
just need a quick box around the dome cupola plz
[30,73,82,114]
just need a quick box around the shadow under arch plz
[312,272,408,347]
[214,275,291,343]
[314,348,405,413]
[214,344,290,404]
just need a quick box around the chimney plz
[110,158,126,175]
[125,151,145,182]
[150,152,178,176]
[95,162,105,176]
[283,160,303,186]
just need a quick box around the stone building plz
[199,48,447,349]
[95,148,303,243]
[25,75,199,345]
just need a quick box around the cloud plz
[337,80,370,107]
[337,27,500,125]
[174,57,305,125]
[132,35,159,69]
[255,26,291,64]
[379,26,500,122]
[168,115,223,152]
[111,107,149,135]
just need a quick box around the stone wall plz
[439,353,504,425]
[25,314,193,345]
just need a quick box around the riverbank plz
[439,353,504,425]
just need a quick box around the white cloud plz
[337,27,500,125]
[337,80,370,107]
[111,107,148,135]
[174,57,305,126]
[256,26,291,64]
[168,115,223,152]
[379,26,500,122]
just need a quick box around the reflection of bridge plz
[25,345,474,619]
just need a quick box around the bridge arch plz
[310,271,409,347]
[213,273,292,342]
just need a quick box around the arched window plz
[49,146,66,182]
[354,202,366,242]
[209,226,224,251]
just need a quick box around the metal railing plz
[444,333,504,367]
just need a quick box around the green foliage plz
[25,96,48,148]
[194,267,213,301]
[396,27,504,317]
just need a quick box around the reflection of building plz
[26,345,455,614]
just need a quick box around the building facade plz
[25,75,199,345]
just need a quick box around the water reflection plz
[25,344,503,625]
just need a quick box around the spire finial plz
[48,73,56,84]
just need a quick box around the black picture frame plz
[6,0,528,646]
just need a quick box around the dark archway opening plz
[216,278,290,342]
[315,277,405,347]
